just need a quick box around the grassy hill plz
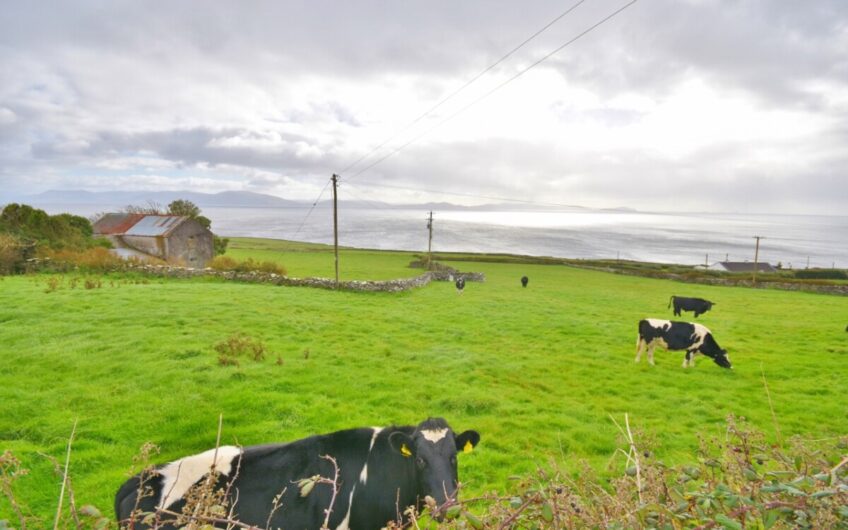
[1,237,846,523]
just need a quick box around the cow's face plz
[712,349,731,369]
[389,422,480,515]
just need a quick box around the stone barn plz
[92,213,214,267]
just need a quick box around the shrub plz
[209,256,238,270]
[208,256,286,275]
[0,233,31,274]
[0,203,95,250]
[794,269,847,280]
[42,247,126,272]
[213,235,230,256]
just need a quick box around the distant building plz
[92,213,214,267]
[708,261,776,273]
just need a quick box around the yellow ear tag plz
[463,440,474,454]
[401,444,412,457]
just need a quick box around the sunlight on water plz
[32,203,848,268]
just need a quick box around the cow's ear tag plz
[463,440,474,454]
[400,444,412,457]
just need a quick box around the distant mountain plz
[9,189,607,213]
[20,189,300,209]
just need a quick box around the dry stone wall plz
[128,264,485,293]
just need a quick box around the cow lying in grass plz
[635,318,731,369]
[115,418,480,530]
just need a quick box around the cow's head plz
[389,418,480,517]
[710,349,731,369]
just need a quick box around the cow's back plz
[116,428,377,530]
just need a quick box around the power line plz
[337,0,588,176]
[347,0,640,182]
[291,176,333,238]
[292,1,638,240]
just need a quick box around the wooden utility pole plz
[332,173,339,289]
[705,253,709,268]
[752,235,764,284]
[426,211,434,269]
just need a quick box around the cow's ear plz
[389,432,415,458]
[454,430,480,454]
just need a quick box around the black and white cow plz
[115,418,480,530]
[455,277,466,294]
[635,318,731,369]
[521,276,529,288]
[668,296,715,318]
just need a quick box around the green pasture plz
[1,238,847,523]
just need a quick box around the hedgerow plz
[2,416,845,529]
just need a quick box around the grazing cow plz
[115,418,480,530]
[455,277,465,294]
[635,318,731,369]
[521,276,529,288]
[668,295,715,318]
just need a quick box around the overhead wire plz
[290,1,594,238]
[337,0,588,177]
[291,176,333,238]
[291,0,639,240]
[346,0,640,182]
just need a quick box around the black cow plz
[521,276,529,288]
[668,295,715,318]
[455,277,465,294]
[115,418,480,530]
[635,318,731,369]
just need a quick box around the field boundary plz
[569,264,848,296]
[121,263,485,292]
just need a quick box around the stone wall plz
[571,265,848,296]
[126,264,485,293]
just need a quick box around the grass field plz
[1,237,847,523]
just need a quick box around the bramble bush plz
[2,416,844,530]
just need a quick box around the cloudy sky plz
[1,0,846,214]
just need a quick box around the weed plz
[44,276,61,293]
[214,333,270,366]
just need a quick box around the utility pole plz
[332,173,339,289]
[705,253,709,268]
[426,211,433,269]
[806,256,810,269]
[752,235,764,284]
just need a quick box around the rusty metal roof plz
[124,215,186,237]
[92,213,188,237]
[92,213,145,235]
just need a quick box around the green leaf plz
[763,509,780,529]
[714,514,742,530]
[465,512,483,529]
[541,502,553,522]
[810,489,836,499]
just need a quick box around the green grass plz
[225,237,422,280]
[1,240,847,524]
